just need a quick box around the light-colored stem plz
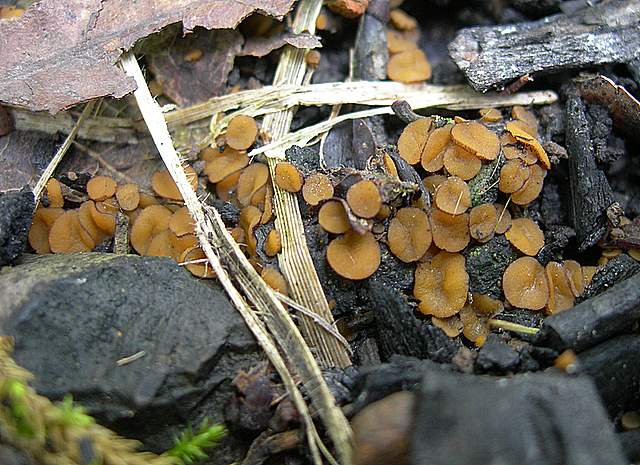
[120,52,350,465]
[488,319,540,335]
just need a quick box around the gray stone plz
[0,253,260,462]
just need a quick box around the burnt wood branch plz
[449,0,640,92]
[565,89,614,251]
[535,272,640,352]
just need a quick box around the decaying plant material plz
[449,0,640,92]
[0,0,298,112]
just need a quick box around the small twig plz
[33,100,96,201]
[391,100,423,123]
[488,319,540,335]
[116,350,146,366]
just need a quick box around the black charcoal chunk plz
[536,272,640,352]
[367,283,460,363]
[578,253,640,302]
[475,334,520,374]
[577,334,640,418]
[0,187,34,265]
[411,369,625,465]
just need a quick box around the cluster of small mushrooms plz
[30,104,619,346]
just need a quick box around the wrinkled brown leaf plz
[239,32,321,58]
[147,28,243,107]
[0,0,296,113]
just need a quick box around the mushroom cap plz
[387,49,431,83]
[431,315,463,338]
[389,8,417,30]
[502,144,538,165]
[199,146,219,162]
[469,203,497,243]
[89,200,116,235]
[563,260,585,297]
[29,207,64,254]
[499,159,531,194]
[216,170,242,202]
[423,174,447,194]
[130,205,173,255]
[152,167,197,201]
[239,205,262,256]
[430,208,470,252]
[261,267,289,295]
[511,106,539,136]
[414,251,468,318]
[545,261,575,314]
[470,293,504,316]
[443,145,481,180]
[387,207,432,263]
[78,201,108,245]
[45,178,64,208]
[420,124,450,171]
[225,115,258,151]
[302,173,334,206]
[264,229,282,257]
[138,192,160,208]
[479,108,502,123]
[274,161,304,193]
[146,229,176,258]
[261,186,274,224]
[434,176,471,215]
[179,246,215,279]
[319,200,350,234]
[237,162,270,205]
[503,256,549,310]
[493,203,512,234]
[382,154,399,178]
[204,147,250,184]
[49,210,95,253]
[511,163,546,205]
[451,121,500,161]
[87,175,117,201]
[387,30,417,54]
[505,121,550,169]
[459,305,490,346]
[327,230,381,280]
[115,183,140,211]
[505,218,544,256]
[170,232,198,257]
[397,118,433,165]
[346,180,382,219]
[169,207,195,237]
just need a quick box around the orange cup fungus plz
[414,251,469,318]
[346,180,382,219]
[274,162,304,193]
[387,207,432,263]
[225,115,258,151]
[503,257,549,310]
[327,230,381,280]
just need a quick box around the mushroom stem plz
[488,319,539,335]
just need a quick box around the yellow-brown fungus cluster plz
[386,9,430,83]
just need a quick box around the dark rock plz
[0,188,34,265]
[0,253,259,463]
[578,253,640,302]
[0,444,35,465]
[464,235,517,299]
[411,369,625,465]
[475,334,520,374]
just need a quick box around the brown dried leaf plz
[0,0,296,113]
[147,28,243,107]
[239,32,321,57]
